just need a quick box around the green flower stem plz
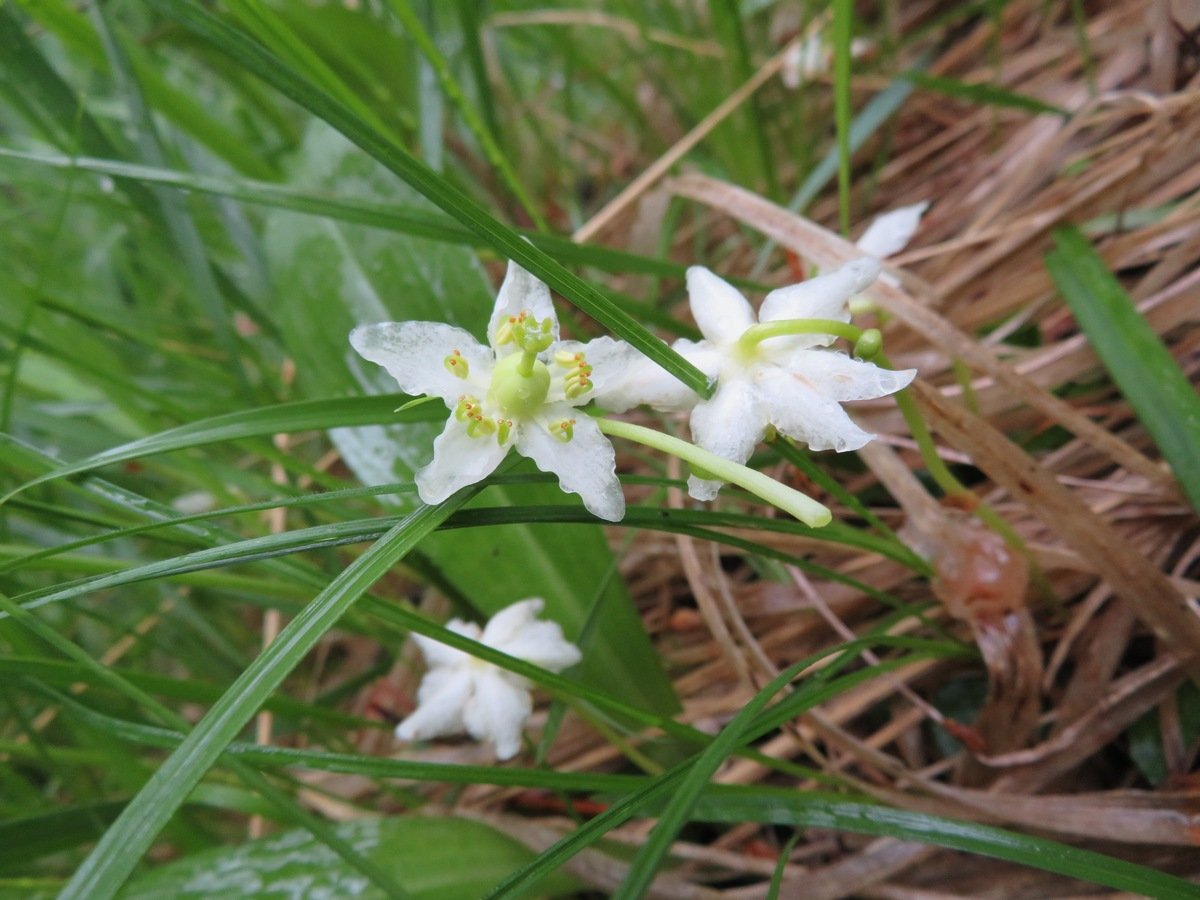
[736,318,863,356]
[595,418,832,527]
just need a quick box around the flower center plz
[489,352,550,417]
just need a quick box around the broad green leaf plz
[120,816,579,900]
[262,124,678,715]
[1046,226,1200,514]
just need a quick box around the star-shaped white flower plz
[351,262,647,521]
[677,259,917,501]
[395,598,582,760]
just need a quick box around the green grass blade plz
[88,3,252,395]
[905,71,1066,116]
[0,147,701,279]
[1046,226,1200,514]
[58,492,473,900]
[0,395,430,502]
[832,0,854,235]
[614,654,818,898]
[146,0,712,397]
[383,0,546,229]
[689,789,1200,899]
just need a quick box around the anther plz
[443,349,469,379]
[495,418,512,444]
[467,413,497,439]
[454,395,480,422]
[549,418,576,442]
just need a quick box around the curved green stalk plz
[595,418,831,527]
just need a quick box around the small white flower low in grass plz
[396,599,582,760]
[351,261,649,521]
[677,258,917,501]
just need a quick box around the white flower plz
[351,261,650,521]
[856,201,929,258]
[395,598,582,760]
[676,259,917,501]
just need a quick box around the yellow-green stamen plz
[443,349,469,379]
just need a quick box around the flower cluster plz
[353,257,915,512]
[353,208,924,759]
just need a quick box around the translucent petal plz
[686,266,756,344]
[555,336,701,413]
[411,618,481,670]
[394,668,472,743]
[855,201,929,258]
[488,261,559,351]
[463,669,532,760]
[780,350,916,401]
[689,375,763,467]
[350,322,492,403]
[480,598,545,647]
[415,417,509,504]
[517,406,625,522]
[686,376,764,501]
[758,258,881,349]
[756,367,874,452]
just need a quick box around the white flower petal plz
[686,267,757,344]
[488,261,559,351]
[411,618,481,670]
[781,350,916,401]
[498,621,583,672]
[672,338,725,383]
[687,376,764,501]
[758,258,881,349]
[756,368,874,452]
[395,667,472,743]
[855,201,929,258]
[415,416,509,505]
[350,322,491,403]
[556,336,701,413]
[463,669,532,760]
[480,598,545,647]
[517,407,625,521]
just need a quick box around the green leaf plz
[1046,226,1200,514]
[262,124,678,716]
[119,816,579,900]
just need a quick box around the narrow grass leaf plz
[0,395,429,503]
[1046,226,1200,514]
[906,71,1067,116]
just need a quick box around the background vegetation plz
[2,1,1198,897]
